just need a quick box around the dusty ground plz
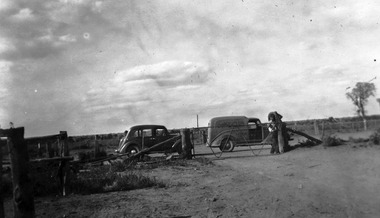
[4,132,380,218]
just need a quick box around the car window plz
[142,129,152,137]
[248,122,257,129]
[155,128,166,136]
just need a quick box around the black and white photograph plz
[1,0,380,217]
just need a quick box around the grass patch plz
[110,159,137,172]
[3,159,165,197]
[3,155,209,197]
[94,149,108,158]
[132,156,209,170]
[78,151,93,161]
[69,165,164,194]
[104,172,165,192]
[194,157,214,165]
[348,137,368,143]
[78,149,108,161]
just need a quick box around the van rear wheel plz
[219,139,235,152]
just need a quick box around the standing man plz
[268,111,288,154]
[268,112,280,154]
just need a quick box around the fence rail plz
[188,119,380,144]
[287,119,380,136]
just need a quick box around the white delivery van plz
[206,116,271,152]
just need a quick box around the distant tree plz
[346,82,376,130]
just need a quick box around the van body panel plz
[207,116,270,148]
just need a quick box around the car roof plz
[129,125,167,130]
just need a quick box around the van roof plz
[129,125,166,130]
[209,116,260,122]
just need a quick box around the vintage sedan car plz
[115,125,182,155]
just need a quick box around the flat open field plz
[4,131,380,218]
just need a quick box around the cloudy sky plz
[1,0,380,137]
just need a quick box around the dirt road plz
[4,137,380,217]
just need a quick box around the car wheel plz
[126,145,140,156]
[219,138,235,152]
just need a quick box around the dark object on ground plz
[322,135,343,147]
[287,128,322,145]
[369,130,380,145]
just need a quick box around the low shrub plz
[2,167,62,197]
[369,130,380,145]
[31,162,63,196]
[110,159,136,172]
[78,151,93,161]
[78,149,108,161]
[298,139,317,147]
[322,135,343,147]
[104,172,165,192]
[1,171,13,197]
[94,149,107,158]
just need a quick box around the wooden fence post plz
[180,129,193,159]
[7,127,35,217]
[60,131,69,157]
[52,140,58,157]
[46,142,54,158]
[0,139,4,218]
[57,138,62,157]
[37,143,42,158]
[314,120,320,136]
[94,135,100,158]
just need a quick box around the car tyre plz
[126,145,140,156]
[219,138,235,152]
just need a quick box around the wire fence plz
[189,119,380,145]
[287,119,380,136]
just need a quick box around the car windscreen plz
[127,129,140,138]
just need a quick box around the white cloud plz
[59,34,77,42]
[0,60,11,96]
[59,0,86,5]
[2,0,380,135]
[0,0,12,11]
[92,1,103,12]
[12,8,34,21]
[0,61,12,122]
[38,29,54,42]
[114,61,211,87]
[0,37,14,54]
